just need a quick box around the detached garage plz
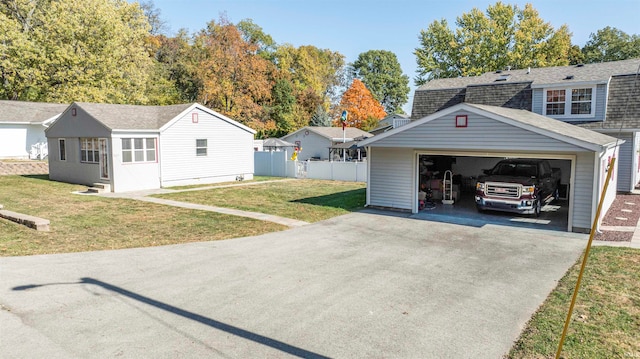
[358,103,622,233]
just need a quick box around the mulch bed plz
[595,193,640,242]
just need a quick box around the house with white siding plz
[411,58,640,192]
[45,102,256,192]
[281,126,373,161]
[0,100,68,159]
[359,103,621,233]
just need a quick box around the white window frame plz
[80,138,100,163]
[196,139,207,156]
[58,138,66,161]
[543,86,596,119]
[121,138,157,163]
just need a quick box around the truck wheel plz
[534,199,541,217]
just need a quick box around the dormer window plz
[543,86,595,118]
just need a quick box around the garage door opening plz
[415,154,571,231]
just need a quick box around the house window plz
[80,138,100,163]
[544,87,595,118]
[546,90,565,115]
[58,139,66,161]
[196,139,207,156]
[121,138,156,163]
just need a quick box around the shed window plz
[121,138,156,163]
[80,138,99,163]
[196,139,208,156]
[58,139,66,161]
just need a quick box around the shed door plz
[99,138,109,180]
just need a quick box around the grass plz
[0,175,286,256]
[508,246,640,358]
[154,179,367,223]
[165,176,284,190]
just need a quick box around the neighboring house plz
[45,102,256,192]
[359,103,621,233]
[411,58,640,192]
[281,126,373,161]
[369,113,411,135]
[0,100,68,159]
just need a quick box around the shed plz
[359,103,622,233]
[45,102,256,192]
[281,126,373,161]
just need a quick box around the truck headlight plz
[522,186,535,194]
[476,182,485,191]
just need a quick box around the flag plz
[340,110,348,130]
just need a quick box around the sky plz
[150,0,640,114]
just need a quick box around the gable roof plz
[360,103,619,152]
[283,126,373,141]
[417,58,640,91]
[0,100,68,124]
[62,102,255,134]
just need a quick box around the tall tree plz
[309,105,331,127]
[275,44,345,113]
[267,78,296,137]
[1,0,154,103]
[338,79,386,130]
[194,17,274,132]
[237,18,277,61]
[582,27,640,63]
[351,50,409,114]
[414,2,572,85]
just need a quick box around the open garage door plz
[415,152,573,232]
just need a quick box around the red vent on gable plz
[455,115,467,128]
[192,113,198,123]
[71,108,77,116]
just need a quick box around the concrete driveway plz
[0,210,587,358]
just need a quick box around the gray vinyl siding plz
[45,106,110,138]
[370,111,589,153]
[160,109,254,186]
[531,84,607,122]
[572,152,596,231]
[47,137,103,186]
[368,147,414,210]
[281,132,330,161]
[612,132,634,192]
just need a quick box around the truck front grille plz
[486,182,521,198]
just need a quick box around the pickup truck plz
[475,159,561,216]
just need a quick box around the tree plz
[1,0,154,103]
[414,2,572,85]
[351,50,409,114]
[275,44,345,113]
[237,18,276,61]
[309,105,331,127]
[267,78,296,136]
[582,26,640,63]
[338,79,386,130]
[194,17,274,132]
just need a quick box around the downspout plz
[366,146,371,207]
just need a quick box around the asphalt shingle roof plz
[417,58,640,90]
[74,102,194,130]
[0,100,68,123]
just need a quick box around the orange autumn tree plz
[337,79,386,130]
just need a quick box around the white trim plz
[158,103,256,134]
[366,146,371,207]
[412,149,575,232]
[531,80,606,89]
[542,86,597,119]
[358,103,612,152]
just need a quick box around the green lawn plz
[154,179,367,223]
[165,176,284,190]
[0,175,286,256]
[508,246,640,358]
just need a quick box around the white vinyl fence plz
[254,151,367,182]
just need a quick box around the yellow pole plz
[555,157,615,358]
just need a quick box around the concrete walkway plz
[97,179,309,228]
